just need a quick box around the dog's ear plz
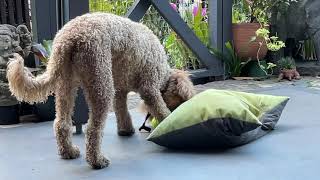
[168,69,195,100]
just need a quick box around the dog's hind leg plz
[114,91,135,136]
[82,74,113,169]
[54,77,80,159]
[79,52,114,169]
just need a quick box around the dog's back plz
[56,12,171,91]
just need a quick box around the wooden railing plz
[127,0,231,82]
[0,0,31,30]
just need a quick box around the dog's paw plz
[87,155,110,169]
[117,128,135,136]
[59,146,80,159]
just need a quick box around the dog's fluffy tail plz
[6,53,56,103]
[6,38,71,104]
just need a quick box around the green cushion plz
[147,89,289,149]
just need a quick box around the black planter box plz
[73,89,89,134]
[0,105,19,125]
[35,89,89,133]
[35,96,55,122]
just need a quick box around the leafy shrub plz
[278,57,296,70]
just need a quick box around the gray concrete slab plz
[0,87,320,180]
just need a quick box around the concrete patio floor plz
[1,77,320,180]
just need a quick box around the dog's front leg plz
[140,88,171,122]
[114,91,135,136]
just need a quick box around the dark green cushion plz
[147,89,289,149]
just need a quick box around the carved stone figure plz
[0,24,32,106]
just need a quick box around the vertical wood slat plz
[15,0,23,24]
[0,0,31,30]
[69,0,89,19]
[0,0,7,24]
[209,0,232,77]
[7,0,16,25]
[222,0,232,55]
[23,0,31,29]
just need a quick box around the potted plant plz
[232,0,296,60]
[277,57,301,81]
[32,40,88,133]
[300,38,317,61]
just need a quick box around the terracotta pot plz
[280,68,296,77]
[232,23,268,60]
[278,68,301,81]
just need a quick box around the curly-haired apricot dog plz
[6,13,195,169]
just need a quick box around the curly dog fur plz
[6,12,195,169]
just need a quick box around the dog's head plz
[139,70,195,115]
[161,69,195,111]
[138,70,195,131]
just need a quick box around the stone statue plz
[0,24,32,106]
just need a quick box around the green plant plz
[31,40,53,65]
[235,0,297,24]
[232,0,250,23]
[42,40,52,57]
[164,32,199,70]
[142,7,171,43]
[212,41,249,78]
[89,0,134,16]
[164,32,187,69]
[163,1,210,70]
[253,26,286,56]
[253,27,283,76]
[232,8,248,23]
[191,4,210,47]
[277,57,296,70]
[300,38,317,60]
[260,61,277,76]
[250,17,286,76]
[238,26,281,77]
